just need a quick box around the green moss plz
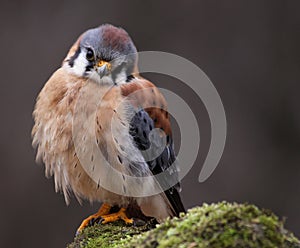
[67,202,300,248]
[67,220,152,248]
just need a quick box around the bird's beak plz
[96,60,111,78]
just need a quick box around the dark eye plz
[86,48,94,61]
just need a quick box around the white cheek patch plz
[73,52,89,76]
[115,68,128,85]
[64,52,129,86]
[66,51,90,77]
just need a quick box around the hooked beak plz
[96,60,111,78]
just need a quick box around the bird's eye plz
[86,49,94,61]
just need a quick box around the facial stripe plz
[68,47,81,67]
[85,61,94,72]
[126,75,135,82]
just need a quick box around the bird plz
[32,24,185,234]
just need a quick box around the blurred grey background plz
[0,0,299,247]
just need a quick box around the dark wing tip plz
[129,109,185,217]
[165,187,186,216]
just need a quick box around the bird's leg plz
[76,203,111,234]
[99,207,133,225]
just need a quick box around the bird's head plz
[64,24,138,85]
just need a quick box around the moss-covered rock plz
[67,202,300,248]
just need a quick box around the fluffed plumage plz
[32,24,185,227]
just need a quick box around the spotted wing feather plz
[122,78,186,216]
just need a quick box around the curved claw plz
[76,206,134,235]
[76,203,111,235]
[100,208,133,225]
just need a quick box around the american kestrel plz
[32,24,185,233]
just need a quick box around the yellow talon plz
[76,205,134,235]
[100,208,133,225]
[76,203,111,235]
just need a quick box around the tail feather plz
[164,187,186,216]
